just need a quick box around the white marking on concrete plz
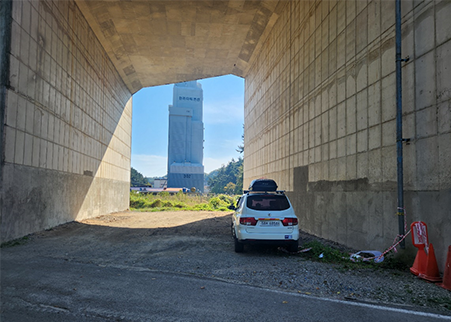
[269,287,451,320]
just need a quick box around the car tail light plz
[282,218,298,226]
[240,217,257,226]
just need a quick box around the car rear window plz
[246,195,290,211]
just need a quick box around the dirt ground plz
[81,210,226,229]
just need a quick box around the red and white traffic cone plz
[410,246,427,276]
[439,246,451,291]
[419,244,442,283]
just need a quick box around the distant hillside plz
[205,169,219,183]
[131,167,150,187]
[206,158,243,194]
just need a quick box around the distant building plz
[153,178,167,189]
[167,81,204,192]
[130,187,189,195]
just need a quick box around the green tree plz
[206,126,244,194]
[236,124,244,154]
[131,167,150,187]
[235,161,243,194]
[207,158,243,194]
[234,126,244,194]
[224,182,236,195]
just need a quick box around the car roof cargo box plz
[248,179,278,191]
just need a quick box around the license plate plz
[260,221,280,226]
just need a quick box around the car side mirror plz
[228,205,236,210]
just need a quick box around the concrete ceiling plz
[76,0,285,94]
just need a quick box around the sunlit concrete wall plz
[1,0,132,242]
[244,0,451,267]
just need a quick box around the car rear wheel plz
[234,237,244,253]
[287,240,299,253]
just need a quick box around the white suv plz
[229,179,299,253]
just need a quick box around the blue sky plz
[131,75,244,178]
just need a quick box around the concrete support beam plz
[75,0,284,93]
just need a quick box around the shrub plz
[175,191,187,201]
[218,194,234,204]
[163,201,173,207]
[301,240,348,264]
[130,192,235,212]
[209,197,221,208]
[150,199,163,208]
[193,203,210,211]
[130,198,145,208]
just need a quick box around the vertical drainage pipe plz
[395,0,405,249]
[0,0,13,186]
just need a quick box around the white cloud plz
[203,99,244,125]
[131,154,167,178]
[205,137,240,151]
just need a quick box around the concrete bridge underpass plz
[1,0,450,268]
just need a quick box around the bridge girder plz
[76,0,284,93]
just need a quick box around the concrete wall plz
[244,0,451,268]
[1,0,132,242]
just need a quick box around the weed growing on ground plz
[300,240,350,264]
[427,297,451,310]
[299,240,412,273]
[1,236,30,248]
[130,191,236,212]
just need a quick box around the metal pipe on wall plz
[395,0,406,249]
[0,0,13,183]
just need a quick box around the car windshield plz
[246,195,290,211]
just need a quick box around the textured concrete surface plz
[243,0,451,269]
[2,0,132,241]
[76,0,285,93]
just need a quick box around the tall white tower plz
[167,81,204,192]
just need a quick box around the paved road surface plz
[2,254,450,321]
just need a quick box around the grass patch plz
[427,297,451,310]
[130,191,236,212]
[299,240,411,272]
[1,236,30,248]
[300,240,350,264]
